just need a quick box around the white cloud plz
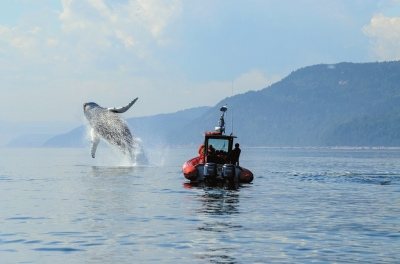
[49,0,183,78]
[115,29,136,48]
[129,0,182,38]
[0,24,42,59]
[363,13,400,60]
[59,0,181,47]
[0,0,183,74]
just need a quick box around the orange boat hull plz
[238,168,254,183]
[182,156,201,180]
[182,156,254,184]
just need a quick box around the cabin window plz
[207,138,229,154]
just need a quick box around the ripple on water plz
[1,148,400,263]
[32,247,85,252]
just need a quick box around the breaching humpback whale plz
[83,98,147,163]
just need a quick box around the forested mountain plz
[171,61,400,147]
[41,60,400,147]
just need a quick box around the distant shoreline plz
[245,146,400,150]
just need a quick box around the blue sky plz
[1,0,400,124]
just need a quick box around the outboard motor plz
[222,164,235,179]
[204,163,217,183]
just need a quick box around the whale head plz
[83,102,100,110]
[83,102,103,121]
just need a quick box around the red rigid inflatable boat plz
[182,106,254,186]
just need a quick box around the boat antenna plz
[231,81,234,135]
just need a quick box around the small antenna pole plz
[231,80,234,134]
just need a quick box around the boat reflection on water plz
[202,190,239,216]
[183,179,239,191]
[183,183,244,263]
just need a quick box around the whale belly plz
[92,110,133,153]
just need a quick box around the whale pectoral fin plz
[108,97,138,113]
[91,129,100,158]
[91,138,100,158]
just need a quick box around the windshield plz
[207,138,229,153]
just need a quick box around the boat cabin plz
[203,132,237,164]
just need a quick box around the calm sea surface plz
[0,147,399,263]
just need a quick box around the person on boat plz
[208,145,215,154]
[207,145,216,162]
[228,143,241,165]
[198,144,205,163]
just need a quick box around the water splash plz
[83,122,149,167]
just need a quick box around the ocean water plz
[0,147,399,263]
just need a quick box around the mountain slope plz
[37,60,400,147]
[43,126,88,148]
[177,61,400,146]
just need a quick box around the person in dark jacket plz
[228,143,241,165]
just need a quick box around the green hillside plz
[175,61,400,147]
